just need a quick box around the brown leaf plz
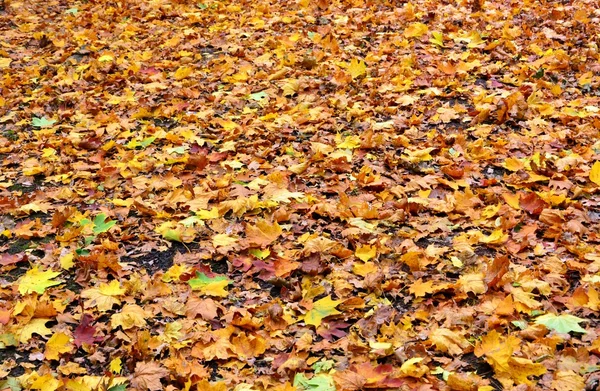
[131,361,169,391]
[246,219,282,247]
[186,296,219,320]
[519,192,547,215]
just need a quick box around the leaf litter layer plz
[1,0,600,390]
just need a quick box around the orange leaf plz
[246,219,283,247]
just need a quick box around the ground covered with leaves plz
[1,0,600,390]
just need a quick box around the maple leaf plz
[18,318,52,343]
[31,117,56,128]
[111,304,149,330]
[304,296,341,327]
[92,213,117,235]
[186,296,219,320]
[534,313,587,334]
[0,57,11,69]
[30,374,60,391]
[81,280,126,311]
[44,332,72,360]
[293,373,335,391]
[347,58,367,79]
[404,22,429,38]
[355,244,376,262]
[428,328,469,356]
[73,314,102,348]
[590,161,600,186]
[18,266,61,295]
[131,361,169,391]
[317,321,350,341]
[246,219,282,247]
[188,272,231,297]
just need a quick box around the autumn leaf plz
[534,313,587,334]
[111,304,149,330]
[31,116,56,128]
[18,266,61,295]
[404,22,429,38]
[355,244,376,261]
[0,57,12,69]
[347,58,367,79]
[304,296,341,327]
[428,328,469,356]
[188,272,231,297]
[19,318,52,343]
[81,280,126,311]
[246,219,282,247]
[590,161,600,186]
[131,361,169,391]
[45,332,73,360]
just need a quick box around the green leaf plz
[65,7,78,14]
[188,272,231,297]
[92,213,116,235]
[107,384,127,391]
[0,377,21,391]
[534,313,587,334]
[249,248,270,260]
[249,91,269,102]
[31,117,56,128]
[293,373,335,391]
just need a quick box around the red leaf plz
[519,192,547,215]
[73,314,102,348]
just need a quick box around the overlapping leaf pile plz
[1,0,600,389]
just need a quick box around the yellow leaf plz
[111,304,149,330]
[590,161,600,186]
[31,374,60,391]
[0,57,12,69]
[162,264,191,282]
[19,318,52,343]
[110,357,122,374]
[212,233,238,247]
[429,31,444,47]
[64,380,91,391]
[336,135,361,149]
[503,193,521,210]
[60,253,75,270]
[503,157,525,171]
[18,266,61,295]
[98,54,114,62]
[188,272,231,297]
[174,66,193,80]
[404,22,428,38]
[304,296,341,327]
[45,332,72,360]
[347,58,367,79]
[355,244,376,262]
[81,280,126,312]
[409,279,435,298]
[400,357,429,378]
[352,261,377,277]
[196,207,220,219]
[479,229,507,245]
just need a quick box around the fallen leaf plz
[131,361,169,391]
[18,266,61,295]
[304,296,341,327]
